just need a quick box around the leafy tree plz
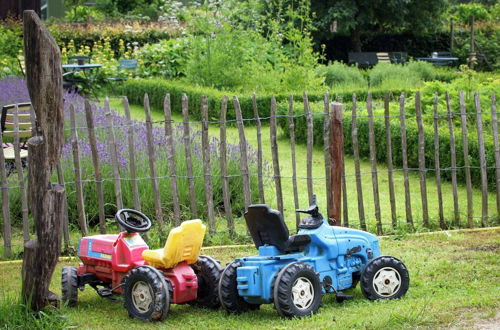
[311,0,447,52]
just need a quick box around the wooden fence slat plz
[163,94,181,226]
[399,93,414,229]
[415,92,429,227]
[105,98,123,211]
[288,95,300,230]
[144,94,164,226]
[69,103,88,235]
[56,161,70,249]
[253,93,265,204]
[0,122,11,258]
[123,97,141,212]
[181,94,198,217]
[201,96,215,234]
[270,97,284,216]
[85,100,106,234]
[475,92,488,227]
[459,91,474,228]
[233,96,252,210]
[367,93,382,235]
[323,93,332,221]
[341,152,349,227]
[351,94,366,231]
[13,106,29,243]
[491,93,500,216]
[446,92,460,226]
[219,96,234,237]
[304,92,314,204]
[330,102,344,226]
[433,93,445,228]
[383,93,397,229]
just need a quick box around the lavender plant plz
[1,79,267,243]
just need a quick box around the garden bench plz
[348,52,407,67]
[1,103,33,175]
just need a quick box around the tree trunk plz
[21,10,65,311]
[350,26,362,52]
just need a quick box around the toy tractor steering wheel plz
[115,209,152,233]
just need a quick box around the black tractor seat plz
[244,205,311,254]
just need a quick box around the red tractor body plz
[76,232,198,303]
[63,210,221,321]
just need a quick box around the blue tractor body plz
[236,219,381,304]
[219,198,409,318]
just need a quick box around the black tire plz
[61,266,78,307]
[123,266,170,321]
[360,256,409,301]
[273,262,322,318]
[351,272,360,289]
[219,261,260,314]
[189,255,223,309]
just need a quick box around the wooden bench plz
[348,52,408,67]
[1,103,33,163]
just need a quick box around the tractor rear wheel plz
[61,266,78,307]
[360,256,409,300]
[273,262,322,318]
[219,261,260,314]
[123,266,170,321]
[189,255,223,309]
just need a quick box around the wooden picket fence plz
[1,90,498,258]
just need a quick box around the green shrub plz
[117,78,410,121]
[315,62,367,90]
[184,28,324,93]
[369,62,423,89]
[407,61,436,81]
[135,38,189,78]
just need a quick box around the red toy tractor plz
[62,209,222,321]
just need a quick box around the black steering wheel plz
[115,209,152,233]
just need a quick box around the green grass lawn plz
[1,95,498,259]
[106,96,498,233]
[1,229,499,329]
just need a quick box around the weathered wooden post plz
[328,102,343,226]
[21,10,65,310]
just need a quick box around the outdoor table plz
[414,57,458,66]
[62,64,103,99]
[62,63,103,71]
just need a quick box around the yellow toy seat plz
[142,219,206,269]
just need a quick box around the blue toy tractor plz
[218,196,409,318]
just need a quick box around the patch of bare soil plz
[472,311,500,330]
[450,309,500,330]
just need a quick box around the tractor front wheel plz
[190,255,223,309]
[123,266,170,321]
[61,266,78,307]
[273,262,322,318]
[219,261,260,314]
[360,256,409,300]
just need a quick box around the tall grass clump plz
[369,61,436,90]
[0,296,70,329]
[315,62,367,91]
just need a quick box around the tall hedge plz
[117,78,411,121]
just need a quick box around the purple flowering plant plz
[1,78,267,238]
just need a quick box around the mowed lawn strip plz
[1,229,498,329]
